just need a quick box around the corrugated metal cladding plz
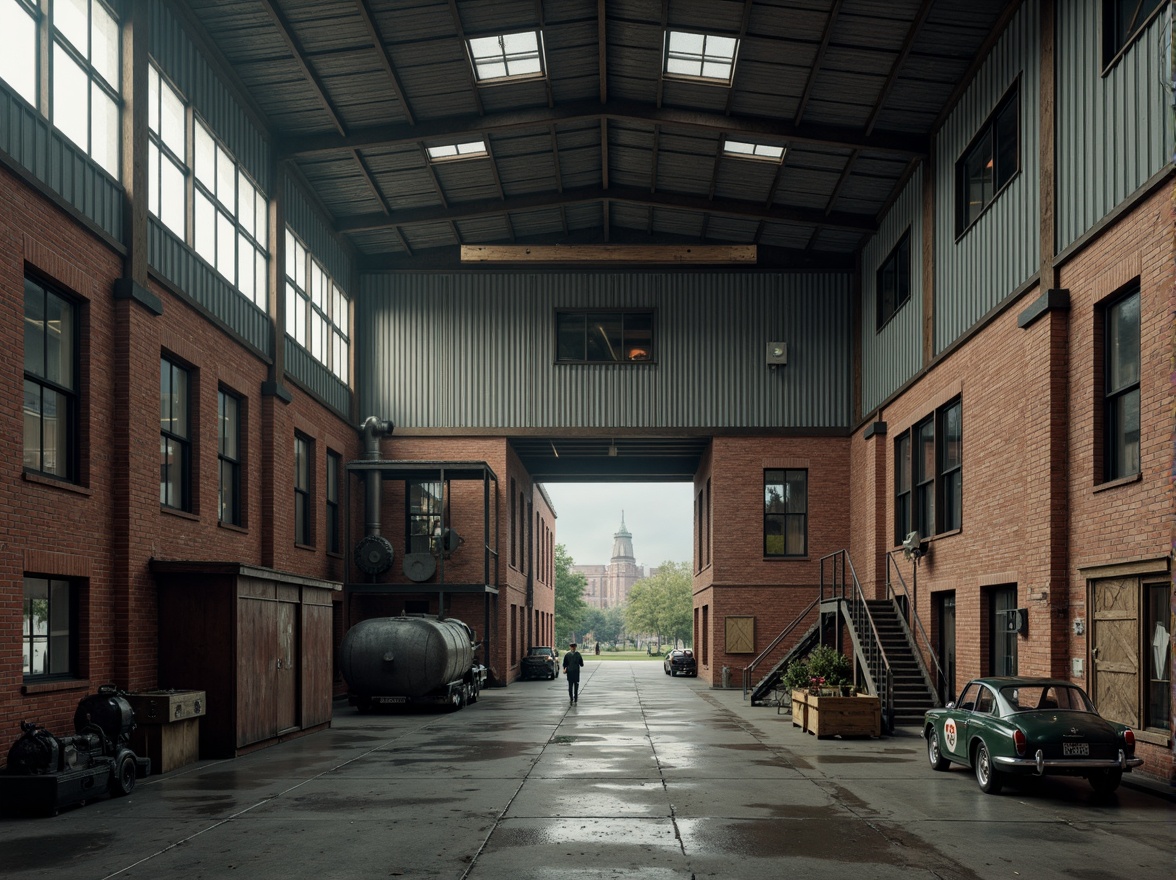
[148,218,271,356]
[149,3,270,190]
[860,166,924,416]
[0,84,122,240]
[284,339,351,419]
[934,1,1040,353]
[358,272,852,431]
[1056,3,1173,252]
[283,177,353,292]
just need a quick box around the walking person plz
[562,642,584,703]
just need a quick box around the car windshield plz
[526,648,552,657]
[1000,684,1095,713]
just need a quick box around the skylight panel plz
[467,30,545,83]
[664,30,739,85]
[426,140,488,162]
[724,139,785,162]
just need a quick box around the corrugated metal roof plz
[179,0,1012,270]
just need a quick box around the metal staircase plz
[743,615,820,705]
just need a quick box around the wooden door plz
[1092,577,1139,726]
[301,600,334,728]
[276,601,298,733]
[238,597,278,747]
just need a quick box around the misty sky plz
[541,482,694,570]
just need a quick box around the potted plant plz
[789,646,881,738]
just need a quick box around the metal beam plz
[258,0,347,137]
[334,184,879,234]
[279,100,928,159]
[864,0,934,136]
[794,0,843,126]
[460,244,756,264]
[354,0,416,126]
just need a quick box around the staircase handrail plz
[819,550,895,731]
[886,551,945,696]
[741,596,820,698]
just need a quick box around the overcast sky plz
[541,482,694,570]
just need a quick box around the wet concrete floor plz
[0,661,1172,879]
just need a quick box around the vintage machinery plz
[341,616,486,711]
[1,685,152,815]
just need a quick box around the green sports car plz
[923,677,1143,795]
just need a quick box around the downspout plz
[359,417,394,537]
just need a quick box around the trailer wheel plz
[112,753,137,797]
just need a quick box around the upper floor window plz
[326,450,341,554]
[664,30,739,85]
[407,480,443,554]
[160,357,191,511]
[1103,0,1164,67]
[294,432,313,545]
[1104,286,1140,481]
[217,389,241,526]
[896,397,963,543]
[556,309,654,363]
[466,31,545,83]
[24,276,78,481]
[148,64,187,239]
[764,469,807,558]
[957,86,1019,234]
[876,231,911,331]
[0,0,120,176]
[23,575,77,679]
[285,230,351,384]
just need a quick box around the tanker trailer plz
[340,616,486,712]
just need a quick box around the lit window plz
[426,140,488,161]
[284,228,351,385]
[50,0,121,177]
[556,310,655,363]
[467,31,545,82]
[723,140,784,162]
[148,64,187,240]
[0,0,37,105]
[664,30,739,85]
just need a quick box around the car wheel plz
[927,727,950,771]
[974,742,1003,794]
[1088,768,1122,795]
[112,753,137,797]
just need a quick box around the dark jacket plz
[562,650,584,681]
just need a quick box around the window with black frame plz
[1103,0,1165,66]
[556,310,654,363]
[937,399,962,532]
[24,276,78,481]
[894,432,911,545]
[160,357,191,511]
[957,86,1019,234]
[1104,286,1140,481]
[326,450,341,554]
[23,575,76,680]
[764,469,807,558]
[876,231,911,330]
[217,389,241,526]
[1144,581,1171,731]
[913,416,935,540]
[294,433,312,545]
[896,398,963,543]
[407,480,443,554]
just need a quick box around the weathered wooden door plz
[1091,577,1139,726]
[275,601,298,733]
[237,596,278,748]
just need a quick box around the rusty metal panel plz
[933,1,1040,352]
[1056,3,1173,252]
[359,271,851,431]
[861,167,923,415]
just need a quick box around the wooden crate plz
[126,690,206,773]
[793,691,881,738]
[126,690,206,724]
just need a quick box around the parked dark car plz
[521,646,559,680]
[664,649,697,677]
[923,677,1142,795]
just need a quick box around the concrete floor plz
[1,661,1172,880]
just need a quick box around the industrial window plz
[556,309,654,363]
[294,433,313,546]
[763,469,807,558]
[0,0,37,106]
[876,230,911,330]
[160,357,191,511]
[723,139,784,162]
[326,450,341,554]
[24,276,78,481]
[407,480,443,554]
[664,30,739,85]
[1144,581,1171,732]
[1103,0,1164,67]
[285,229,351,385]
[1103,286,1140,481]
[988,586,1018,677]
[53,0,120,177]
[426,141,487,162]
[956,86,1019,234]
[217,389,241,526]
[466,31,545,83]
[22,576,78,680]
[148,64,188,240]
[194,119,268,309]
[895,397,963,542]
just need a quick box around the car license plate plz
[375,696,406,704]
[1063,742,1089,756]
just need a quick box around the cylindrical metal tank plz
[340,617,475,698]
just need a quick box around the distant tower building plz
[575,512,645,609]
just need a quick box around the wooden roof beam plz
[258,0,347,137]
[354,0,416,126]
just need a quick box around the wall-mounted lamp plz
[766,342,787,367]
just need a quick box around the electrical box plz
[766,342,788,366]
[1072,658,1084,677]
[1005,608,1028,635]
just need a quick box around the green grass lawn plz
[584,650,665,662]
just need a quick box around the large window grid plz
[1104,287,1140,481]
[285,230,351,384]
[23,576,77,679]
[217,389,241,526]
[0,0,37,106]
[556,309,654,363]
[957,86,1019,234]
[148,64,187,239]
[24,276,77,481]
[895,398,963,543]
[160,357,191,511]
[764,469,807,558]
